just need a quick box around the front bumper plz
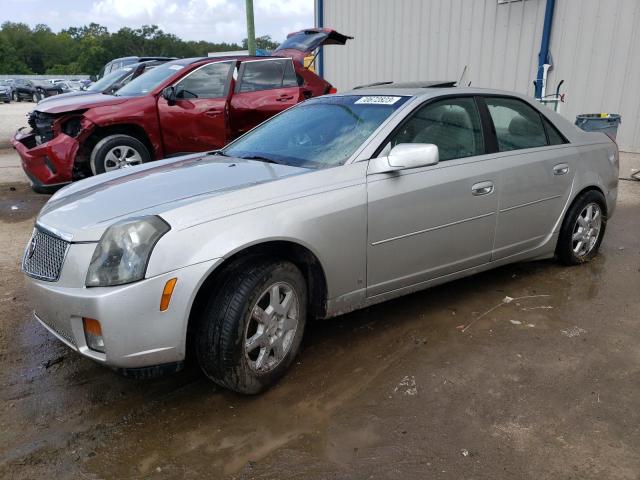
[26,241,220,369]
[12,129,78,187]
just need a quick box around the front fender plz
[146,165,368,301]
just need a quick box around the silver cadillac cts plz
[22,85,618,393]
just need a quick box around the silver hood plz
[37,153,309,242]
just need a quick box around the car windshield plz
[223,95,410,168]
[115,62,186,97]
[88,68,131,92]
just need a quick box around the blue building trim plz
[535,0,556,98]
[316,0,324,78]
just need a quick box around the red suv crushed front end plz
[12,111,94,190]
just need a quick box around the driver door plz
[366,97,499,297]
[157,61,235,153]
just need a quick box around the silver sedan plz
[22,86,618,393]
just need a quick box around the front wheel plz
[89,134,151,175]
[31,92,39,103]
[556,190,607,265]
[196,259,307,394]
[13,91,20,102]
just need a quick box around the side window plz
[236,59,296,93]
[486,97,547,151]
[542,116,567,145]
[384,97,484,161]
[175,62,232,99]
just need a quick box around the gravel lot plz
[0,102,32,149]
[1,115,639,479]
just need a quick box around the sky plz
[2,0,315,44]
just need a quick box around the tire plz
[13,91,20,102]
[556,190,607,265]
[89,134,151,176]
[32,92,39,103]
[196,258,307,394]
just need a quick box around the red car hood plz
[34,93,130,114]
[273,28,352,64]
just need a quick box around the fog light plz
[83,317,105,353]
[160,278,178,311]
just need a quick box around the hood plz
[37,90,94,105]
[34,93,129,114]
[37,153,309,242]
[273,28,352,64]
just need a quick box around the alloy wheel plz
[244,281,300,373]
[572,202,602,257]
[103,146,143,171]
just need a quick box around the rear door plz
[157,61,234,153]
[484,96,577,259]
[366,96,499,297]
[229,58,301,140]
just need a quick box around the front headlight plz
[86,216,170,287]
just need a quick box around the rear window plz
[486,97,548,151]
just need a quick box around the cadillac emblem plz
[27,235,37,259]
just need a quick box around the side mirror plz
[162,86,176,105]
[368,143,439,174]
[388,143,439,169]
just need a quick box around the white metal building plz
[316,0,640,152]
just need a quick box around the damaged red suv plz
[12,28,351,192]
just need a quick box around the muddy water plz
[1,181,639,479]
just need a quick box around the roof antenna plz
[457,65,469,87]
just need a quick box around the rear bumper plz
[12,129,77,186]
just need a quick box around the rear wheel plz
[556,190,607,265]
[89,134,151,176]
[196,259,307,394]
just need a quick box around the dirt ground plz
[0,152,639,479]
[0,102,32,149]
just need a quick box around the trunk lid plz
[273,28,352,64]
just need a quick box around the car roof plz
[336,86,537,101]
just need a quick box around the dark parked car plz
[12,28,351,192]
[38,61,168,105]
[0,80,12,103]
[12,79,64,102]
[98,56,177,79]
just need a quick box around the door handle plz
[205,109,222,117]
[471,181,494,196]
[553,163,569,175]
[276,95,294,101]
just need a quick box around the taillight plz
[328,87,337,94]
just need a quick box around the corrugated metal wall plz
[321,0,640,152]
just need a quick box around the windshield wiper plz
[238,155,285,165]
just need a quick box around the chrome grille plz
[22,228,69,281]
[37,313,76,346]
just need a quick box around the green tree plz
[242,35,279,51]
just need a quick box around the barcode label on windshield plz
[355,96,402,105]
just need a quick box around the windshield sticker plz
[168,65,184,70]
[355,96,402,105]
